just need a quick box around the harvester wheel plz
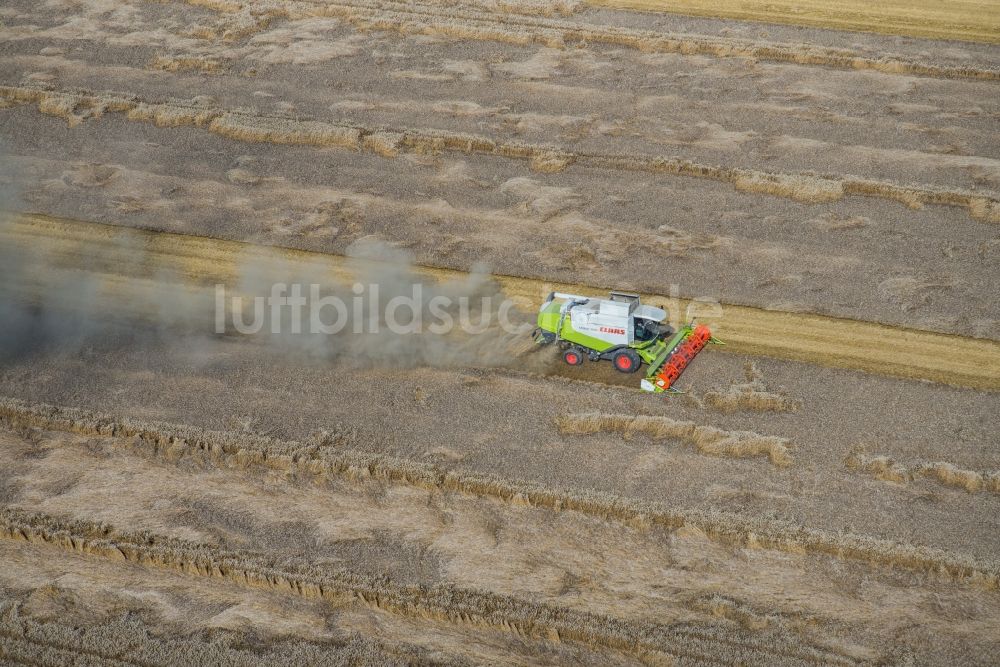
[612,349,640,373]
[563,348,585,366]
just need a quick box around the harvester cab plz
[533,291,722,393]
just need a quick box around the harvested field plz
[1,0,998,663]
[7,395,997,581]
[846,451,1000,495]
[1,412,1000,664]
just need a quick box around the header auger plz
[533,291,722,393]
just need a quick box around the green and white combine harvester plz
[533,291,722,393]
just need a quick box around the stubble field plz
[0,0,998,664]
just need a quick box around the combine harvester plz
[533,291,722,393]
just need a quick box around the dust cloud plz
[0,174,533,368]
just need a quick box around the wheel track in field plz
[0,505,865,665]
[162,0,1000,79]
[2,213,998,390]
[3,85,999,224]
[2,397,998,589]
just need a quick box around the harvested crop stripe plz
[846,452,1000,494]
[2,397,998,586]
[2,214,999,390]
[3,86,999,224]
[175,0,1000,78]
[556,412,794,466]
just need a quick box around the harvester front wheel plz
[612,349,640,373]
[563,348,585,366]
